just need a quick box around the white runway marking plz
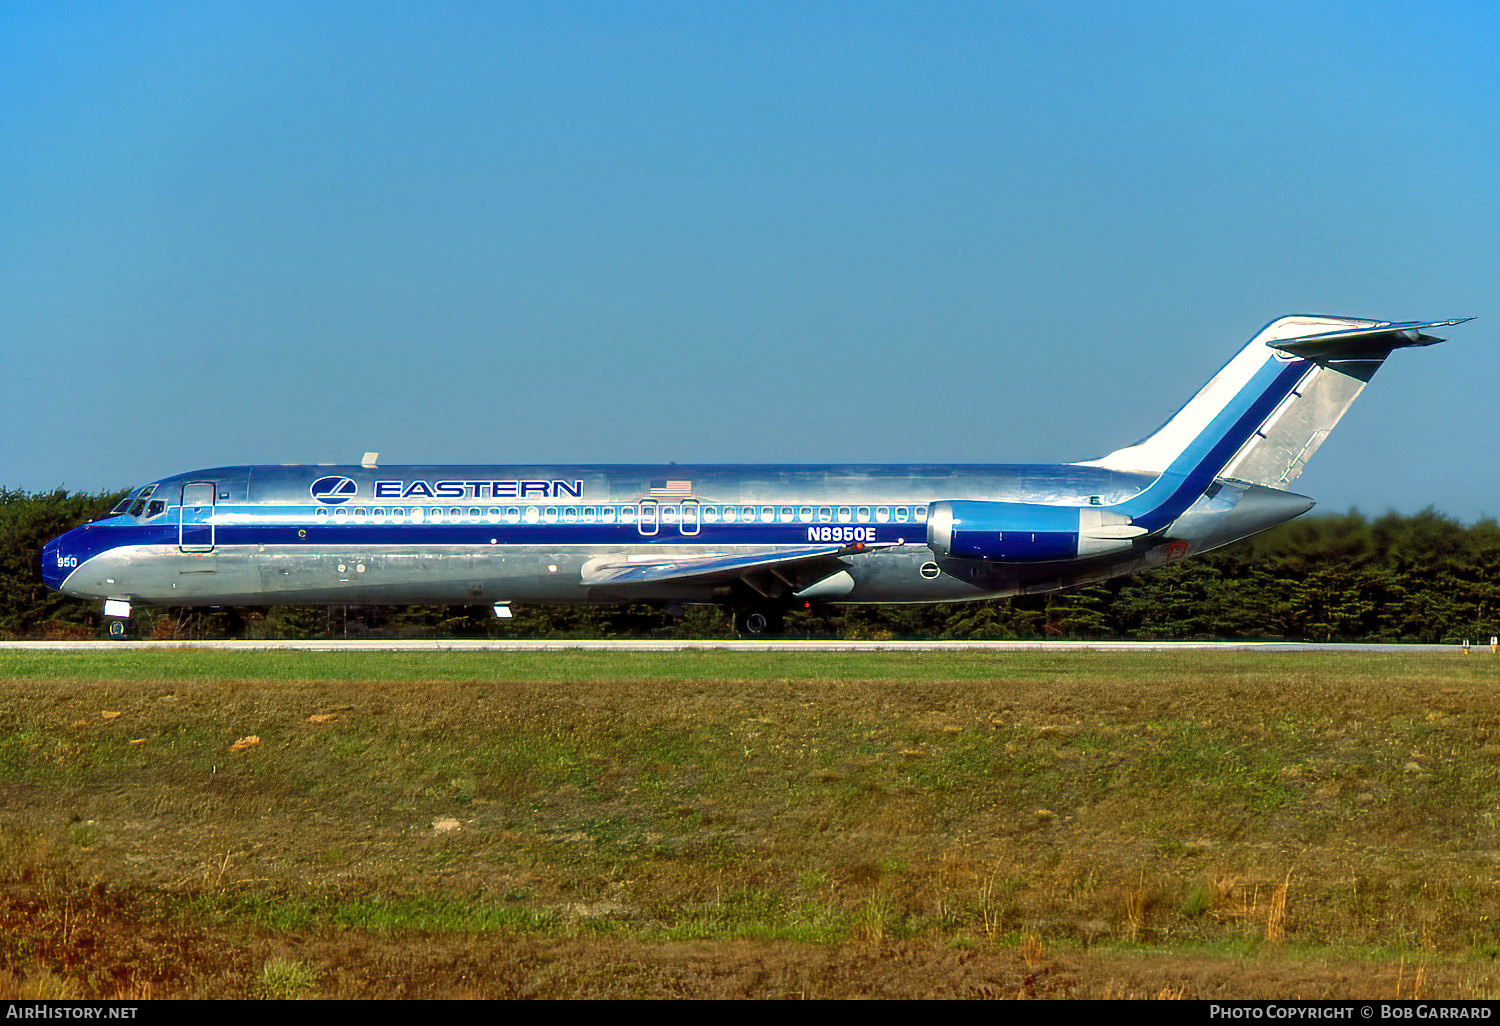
[0,640,1476,653]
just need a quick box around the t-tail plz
[1080,315,1471,532]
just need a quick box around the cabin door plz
[637,499,659,537]
[179,482,216,552]
[678,499,701,537]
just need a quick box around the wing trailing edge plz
[580,542,898,587]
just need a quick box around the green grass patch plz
[4,648,1500,979]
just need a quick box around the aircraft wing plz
[580,543,894,586]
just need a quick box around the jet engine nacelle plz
[926,500,1148,563]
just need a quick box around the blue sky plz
[2,1,1496,518]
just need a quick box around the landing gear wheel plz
[734,607,785,638]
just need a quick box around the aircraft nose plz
[41,531,78,591]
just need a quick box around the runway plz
[0,639,1482,653]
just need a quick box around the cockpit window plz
[146,500,165,518]
[120,484,159,518]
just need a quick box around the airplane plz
[42,315,1467,637]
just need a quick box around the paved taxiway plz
[0,639,1479,653]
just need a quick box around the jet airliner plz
[42,315,1466,636]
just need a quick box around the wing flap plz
[581,543,894,586]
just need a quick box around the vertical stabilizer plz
[1079,315,1466,529]
[1082,316,1377,478]
[1081,315,1464,489]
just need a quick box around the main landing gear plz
[733,604,786,638]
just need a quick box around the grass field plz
[2,648,1500,998]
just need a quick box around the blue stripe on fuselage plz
[48,520,918,572]
[1117,357,1308,531]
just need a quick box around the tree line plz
[4,487,1497,642]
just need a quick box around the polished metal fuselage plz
[43,462,1315,608]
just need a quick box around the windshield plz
[125,484,158,518]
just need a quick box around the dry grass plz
[1266,872,1291,944]
[1,648,1500,997]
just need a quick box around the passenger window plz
[450,507,463,520]
[409,507,424,523]
[316,508,330,519]
[856,506,871,522]
[722,506,738,523]
[505,507,521,523]
[523,507,540,524]
[798,506,813,522]
[487,507,501,522]
[702,506,718,522]
[391,507,405,521]
[468,507,480,521]
[661,506,679,523]
[894,507,909,521]
[876,506,890,523]
[817,507,832,522]
[334,507,349,520]
[837,507,852,523]
[779,507,794,522]
[619,505,637,522]
[428,508,443,523]
[914,505,928,522]
[600,506,616,523]
[563,507,579,523]
[760,506,774,522]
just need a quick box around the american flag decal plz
[649,479,693,497]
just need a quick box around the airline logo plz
[310,476,359,505]
[372,479,585,500]
[309,478,587,503]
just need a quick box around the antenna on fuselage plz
[361,452,380,469]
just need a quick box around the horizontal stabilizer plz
[581,543,896,586]
[1268,318,1471,360]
